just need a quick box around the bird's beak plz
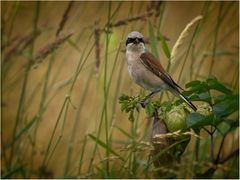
[133,38,139,44]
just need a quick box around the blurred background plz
[1,1,239,178]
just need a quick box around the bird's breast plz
[126,51,166,91]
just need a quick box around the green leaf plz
[145,102,155,117]
[148,20,159,59]
[158,32,171,59]
[197,92,211,103]
[88,134,124,161]
[186,113,221,129]
[184,81,209,96]
[213,94,227,104]
[206,76,232,94]
[213,94,239,117]
[185,80,202,88]
[217,119,239,135]
[185,77,232,100]
[119,94,129,102]
[222,119,239,129]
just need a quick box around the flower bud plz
[196,102,212,116]
[164,105,187,132]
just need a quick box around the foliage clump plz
[119,76,239,178]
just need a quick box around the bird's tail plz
[179,93,197,111]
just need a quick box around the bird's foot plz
[140,98,150,108]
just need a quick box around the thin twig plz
[218,149,239,164]
[215,133,227,164]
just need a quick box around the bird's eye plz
[126,38,135,46]
[126,37,145,46]
[138,38,144,44]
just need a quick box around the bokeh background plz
[1,1,239,178]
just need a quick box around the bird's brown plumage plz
[140,51,197,111]
[140,51,183,92]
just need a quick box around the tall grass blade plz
[9,1,40,167]
[9,115,38,147]
[148,20,159,60]
[159,32,171,59]
[115,126,133,139]
[88,134,124,161]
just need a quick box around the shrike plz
[125,31,197,111]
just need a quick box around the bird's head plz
[126,31,145,52]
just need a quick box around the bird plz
[125,31,197,111]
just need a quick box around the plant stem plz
[209,2,223,75]
[9,1,40,169]
[64,68,93,176]
[102,2,111,176]
[39,96,70,177]
[29,51,55,178]
[78,136,88,176]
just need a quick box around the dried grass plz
[171,16,203,62]
[56,1,74,37]
[32,32,73,67]
[3,30,41,62]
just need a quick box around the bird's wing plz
[140,51,183,92]
[140,51,197,111]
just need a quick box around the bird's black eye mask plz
[126,37,144,46]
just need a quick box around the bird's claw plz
[140,98,150,108]
[140,101,146,108]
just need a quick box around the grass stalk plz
[78,136,88,176]
[107,43,122,136]
[88,2,124,176]
[64,68,93,176]
[44,99,72,170]
[102,2,112,176]
[194,2,233,79]
[69,35,94,94]
[42,35,94,176]
[6,1,20,46]
[209,2,223,75]
[108,2,138,140]
[28,52,56,177]
[1,139,10,172]
[9,1,40,169]
[39,96,70,177]
[56,1,74,37]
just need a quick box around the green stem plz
[102,2,111,176]
[209,2,223,75]
[9,1,40,169]
[78,136,88,176]
[29,52,55,178]
[40,96,69,177]
[64,68,93,176]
